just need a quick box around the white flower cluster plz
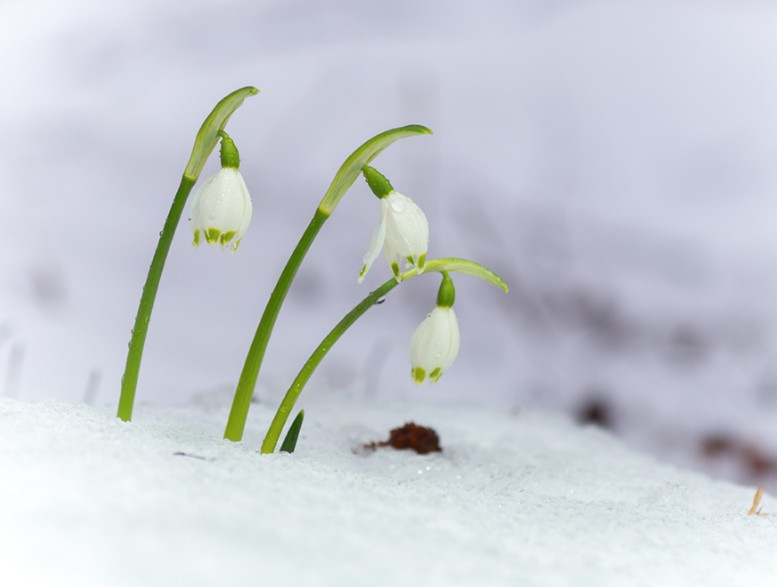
[190,151,463,385]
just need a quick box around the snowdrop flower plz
[359,165,429,283]
[190,132,252,252]
[410,273,460,384]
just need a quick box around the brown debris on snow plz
[364,422,442,455]
[747,487,768,517]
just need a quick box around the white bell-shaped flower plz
[190,167,252,251]
[358,165,429,283]
[410,306,460,384]
[191,167,253,251]
[190,131,252,252]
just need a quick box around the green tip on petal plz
[429,367,442,382]
[220,230,237,246]
[391,262,401,281]
[193,229,201,247]
[205,228,221,244]
[412,367,426,384]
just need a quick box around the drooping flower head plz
[359,165,429,283]
[410,272,460,384]
[190,131,252,252]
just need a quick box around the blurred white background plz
[3,0,777,486]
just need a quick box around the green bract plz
[184,86,259,181]
[317,124,432,216]
[416,258,509,293]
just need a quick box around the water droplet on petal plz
[390,199,405,213]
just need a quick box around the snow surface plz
[1,392,775,587]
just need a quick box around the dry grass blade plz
[747,487,768,517]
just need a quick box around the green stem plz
[117,175,196,421]
[260,276,400,453]
[224,209,329,441]
[116,86,258,422]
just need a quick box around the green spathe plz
[184,87,258,180]
[423,258,508,292]
[317,125,432,215]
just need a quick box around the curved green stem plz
[118,176,195,421]
[117,86,258,422]
[260,276,400,453]
[223,124,432,441]
[224,210,328,440]
[259,257,509,453]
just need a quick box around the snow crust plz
[2,393,775,587]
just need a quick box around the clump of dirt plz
[575,397,614,430]
[365,422,442,455]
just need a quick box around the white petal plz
[382,240,404,282]
[190,168,253,250]
[189,177,212,246]
[213,169,246,231]
[232,171,253,250]
[410,307,460,384]
[437,308,460,375]
[358,201,388,283]
[384,192,429,265]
